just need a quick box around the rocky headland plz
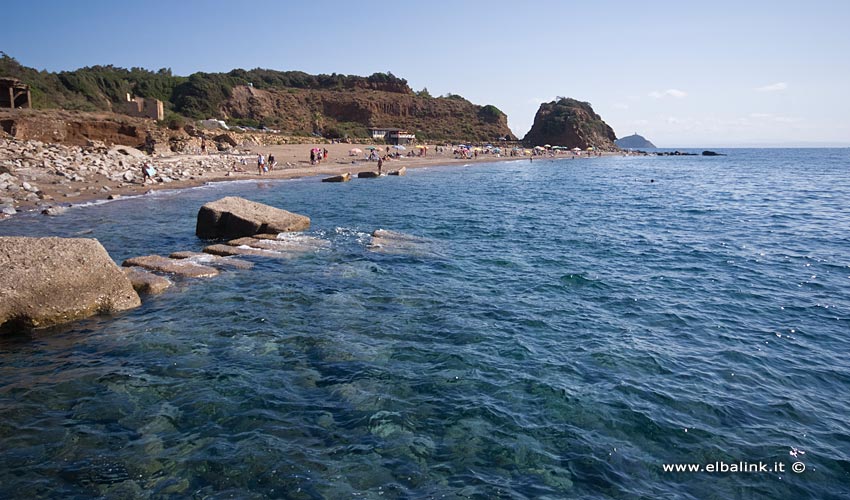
[522,98,618,151]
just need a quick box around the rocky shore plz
[0,136,245,216]
[0,136,553,219]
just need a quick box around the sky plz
[2,0,849,147]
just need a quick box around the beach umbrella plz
[393,145,406,150]
[416,145,427,149]
[544,144,552,148]
[586,147,594,151]
[365,146,378,150]
[349,148,362,155]
[572,147,581,152]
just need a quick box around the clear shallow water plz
[1,149,849,499]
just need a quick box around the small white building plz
[369,127,415,145]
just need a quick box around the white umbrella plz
[393,145,406,150]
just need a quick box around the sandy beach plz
[1,138,610,217]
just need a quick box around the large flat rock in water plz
[0,237,141,330]
[169,251,254,269]
[122,255,220,278]
[196,196,310,239]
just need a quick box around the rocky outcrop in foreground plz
[196,196,311,239]
[0,237,141,331]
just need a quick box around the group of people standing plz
[310,148,329,165]
[256,153,276,175]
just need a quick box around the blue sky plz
[2,0,849,147]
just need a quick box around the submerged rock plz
[122,267,173,295]
[196,196,310,239]
[227,235,329,254]
[358,171,379,178]
[0,237,141,330]
[388,166,406,176]
[168,251,254,269]
[369,229,436,257]
[122,255,220,278]
[202,243,292,259]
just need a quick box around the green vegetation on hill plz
[0,52,410,118]
[0,53,512,142]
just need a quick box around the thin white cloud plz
[755,82,787,92]
[649,89,687,99]
[613,102,630,110]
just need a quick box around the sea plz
[0,149,848,499]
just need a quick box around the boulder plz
[388,167,407,176]
[109,146,148,159]
[212,134,238,147]
[0,237,141,330]
[322,173,351,183]
[196,196,310,239]
[122,255,220,278]
[358,171,380,178]
[41,206,68,216]
[122,267,172,295]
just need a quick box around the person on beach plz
[310,150,316,165]
[141,161,155,183]
[200,139,206,155]
[323,148,329,161]
[268,153,275,172]
[377,157,383,175]
[257,154,265,175]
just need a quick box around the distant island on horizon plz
[615,133,656,149]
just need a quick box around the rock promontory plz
[522,98,618,151]
[0,237,141,331]
[196,196,311,239]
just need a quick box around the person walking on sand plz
[268,153,275,172]
[377,157,383,175]
[257,153,265,175]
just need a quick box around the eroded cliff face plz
[222,86,514,142]
[522,98,617,150]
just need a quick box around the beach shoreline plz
[1,139,613,218]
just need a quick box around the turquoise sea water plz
[1,149,849,499]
